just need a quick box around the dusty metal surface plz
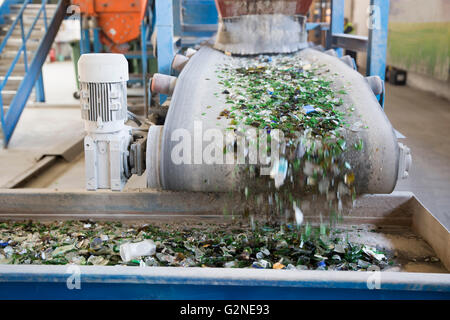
[0,189,448,272]
[2,155,58,188]
[0,190,428,224]
[0,188,231,220]
[0,189,414,220]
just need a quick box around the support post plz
[366,0,390,81]
[92,28,101,53]
[141,20,148,116]
[92,17,102,54]
[155,0,174,104]
[330,0,345,57]
[34,72,45,102]
[80,16,90,54]
[172,0,182,37]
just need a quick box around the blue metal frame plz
[155,0,174,77]
[366,0,389,81]
[0,0,21,25]
[92,27,102,53]
[35,72,46,102]
[328,0,390,82]
[0,266,449,300]
[330,0,344,57]
[0,0,47,104]
[172,0,182,37]
[79,17,90,54]
[180,0,217,38]
[0,0,69,146]
[155,0,174,104]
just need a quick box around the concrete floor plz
[0,61,84,187]
[385,83,450,229]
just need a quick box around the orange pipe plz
[214,0,313,17]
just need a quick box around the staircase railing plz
[0,0,69,147]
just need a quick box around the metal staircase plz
[0,0,69,147]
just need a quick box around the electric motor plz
[78,53,133,191]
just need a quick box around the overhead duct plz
[213,0,314,54]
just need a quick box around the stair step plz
[8,10,57,19]
[1,17,53,27]
[10,7,57,14]
[4,12,54,19]
[10,4,58,10]
[3,39,39,50]
[0,56,34,66]
[0,31,45,42]
[0,20,53,33]
[1,91,17,105]
[4,56,36,66]
[0,63,26,75]
[0,50,35,61]
[2,38,39,49]
[0,26,45,40]
[1,90,35,106]
[0,21,47,29]
[0,77,23,91]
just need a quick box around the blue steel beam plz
[34,72,46,102]
[366,0,390,81]
[81,29,90,54]
[79,16,90,54]
[36,2,47,104]
[173,0,182,37]
[181,0,217,25]
[330,0,344,57]
[92,28,102,53]
[140,19,148,97]
[155,0,174,104]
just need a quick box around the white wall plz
[345,0,370,69]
